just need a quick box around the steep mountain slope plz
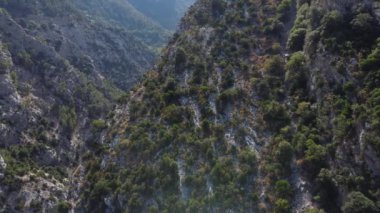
[79,0,380,212]
[128,0,196,29]
[0,0,154,211]
[1,0,380,212]
[0,0,200,211]
[0,14,110,212]
[0,0,156,91]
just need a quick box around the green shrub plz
[162,105,187,124]
[305,208,326,213]
[238,147,257,175]
[190,59,207,85]
[221,65,235,89]
[333,114,352,143]
[350,13,375,46]
[264,18,284,35]
[351,13,373,33]
[265,55,285,77]
[17,51,33,67]
[10,71,18,86]
[275,198,290,213]
[57,201,71,213]
[238,148,256,164]
[360,41,380,72]
[211,158,234,184]
[308,6,323,28]
[368,89,380,129]
[303,139,327,175]
[364,89,380,153]
[305,139,326,162]
[277,0,292,21]
[218,88,241,103]
[275,180,293,198]
[91,119,107,130]
[0,56,11,72]
[128,193,143,210]
[275,140,293,166]
[271,43,282,54]
[59,106,77,130]
[321,10,344,37]
[285,52,308,95]
[262,101,290,130]
[175,48,187,72]
[342,191,378,213]
[304,30,320,55]
[288,28,307,51]
[286,52,306,76]
[91,179,112,199]
[159,154,177,175]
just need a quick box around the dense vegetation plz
[78,0,380,212]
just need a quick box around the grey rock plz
[0,155,6,171]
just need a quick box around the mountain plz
[128,0,196,29]
[0,0,153,211]
[1,0,380,212]
[81,0,380,212]
[72,0,171,49]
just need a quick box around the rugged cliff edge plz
[83,0,380,212]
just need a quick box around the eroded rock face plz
[79,0,380,212]
[0,155,6,178]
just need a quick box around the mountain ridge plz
[128,0,196,29]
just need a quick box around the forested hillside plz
[83,0,380,212]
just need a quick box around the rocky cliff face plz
[0,0,156,211]
[81,0,380,212]
[0,8,111,210]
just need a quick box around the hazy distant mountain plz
[128,0,196,29]
[72,0,171,49]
